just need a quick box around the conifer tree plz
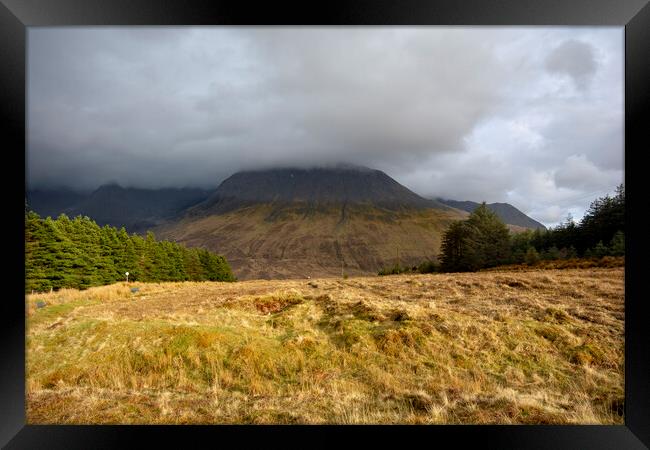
[591,241,609,258]
[25,212,235,291]
[609,231,624,256]
[545,246,561,260]
[524,247,540,265]
[184,248,205,281]
[440,221,479,272]
[565,246,578,259]
[440,203,511,272]
[466,203,511,268]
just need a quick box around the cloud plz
[27,27,623,227]
[555,154,621,191]
[534,205,566,224]
[545,39,598,90]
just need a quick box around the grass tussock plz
[26,268,624,424]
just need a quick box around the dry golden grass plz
[482,256,624,272]
[26,267,624,424]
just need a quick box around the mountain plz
[436,199,546,230]
[190,166,447,215]
[27,185,211,233]
[26,188,89,219]
[27,167,547,280]
[68,184,211,232]
[154,166,465,280]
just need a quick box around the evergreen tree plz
[440,203,511,272]
[440,221,479,272]
[565,246,578,259]
[183,248,206,281]
[466,203,511,268]
[524,247,540,265]
[507,187,623,259]
[510,229,533,264]
[609,231,624,256]
[545,246,561,260]
[101,225,123,282]
[579,184,624,253]
[26,214,86,290]
[591,241,609,258]
[117,228,139,281]
[132,234,147,281]
[25,212,235,292]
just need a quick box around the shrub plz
[378,264,406,276]
[417,260,439,274]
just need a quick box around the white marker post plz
[125,271,129,283]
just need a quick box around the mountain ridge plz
[26,167,545,232]
[435,198,546,230]
[26,172,546,235]
[27,185,211,233]
[26,166,547,279]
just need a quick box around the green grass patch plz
[28,299,98,327]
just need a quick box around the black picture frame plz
[2,0,649,448]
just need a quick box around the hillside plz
[26,267,624,424]
[155,166,466,279]
[156,203,465,280]
[437,199,546,230]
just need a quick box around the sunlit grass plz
[26,268,624,424]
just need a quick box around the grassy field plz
[26,267,624,424]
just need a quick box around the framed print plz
[2,0,649,448]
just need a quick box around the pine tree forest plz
[25,212,235,292]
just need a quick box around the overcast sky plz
[27,27,623,227]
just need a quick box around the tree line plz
[440,184,624,272]
[379,185,624,275]
[25,211,235,292]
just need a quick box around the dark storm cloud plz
[27,27,623,226]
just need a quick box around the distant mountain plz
[436,199,546,230]
[68,184,212,232]
[26,188,89,219]
[27,184,211,233]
